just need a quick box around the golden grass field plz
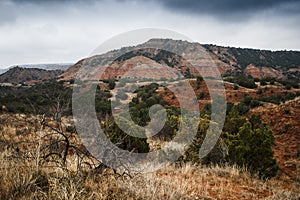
[0,113,299,199]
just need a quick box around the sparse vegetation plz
[198,92,205,100]
[0,147,298,200]
[0,80,72,115]
[225,114,278,179]
[228,47,300,70]
[1,40,300,199]
[225,74,257,89]
[259,92,299,104]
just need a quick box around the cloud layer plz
[0,0,299,68]
[158,0,300,15]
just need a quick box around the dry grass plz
[114,164,299,200]
[0,151,299,200]
[0,113,299,199]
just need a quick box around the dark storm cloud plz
[11,0,300,15]
[158,0,300,14]
[11,0,88,3]
[155,0,300,18]
[1,0,299,69]
[11,0,74,2]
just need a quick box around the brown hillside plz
[61,39,235,81]
[0,67,63,84]
[251,98,300,182]
[62,39,300,84]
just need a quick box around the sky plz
[0,0,300,68]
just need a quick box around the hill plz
[0,63,73,75]
[203,44,300,81]
[60,38,300,183]
[61,39,235,81]
[0,38,299,199]
[62,39,300,83]
[251,97,300,182]
[0,67,63,84]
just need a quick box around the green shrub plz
[257,89,263,94]
[108,79,116,90]
[225,75,257,89]
[224,108,247,135]
[0,80,73,115]
[182,116,225,164]
[233,84,239,90]
[260,79,267,86]
[103,117,150,153]
[226,120,278,179]
[250,100,262,108]
[196,76,204,85]
[283,108,290,115]
[198,92,205,100]
[235,102,249,115]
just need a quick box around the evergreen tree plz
[226,120,278,178]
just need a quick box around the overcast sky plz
[0,0,299,68]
